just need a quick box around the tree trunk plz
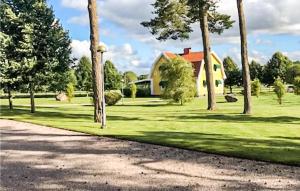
[230,86,233,94]
[237,0,252,114]
[200,10,216,111]
[88,0,102,123]
[8,86,13,110]
[29,82,35,113]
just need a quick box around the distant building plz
[149,48,226,96]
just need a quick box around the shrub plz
[105,90,122,106]
[122,87,151,98]
[294,76,300,95]
[130,83,137,99]
[251,79,261,97]
[122,88,131,97]
[66,83,74,102]
[273,79,285,104]
[136,88,151,97]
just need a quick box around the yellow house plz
[150,48,226,96]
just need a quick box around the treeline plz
[74,56,147,95]
[223,52,300,94]
[0,0,74,112]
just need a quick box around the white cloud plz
[283,51,300,61]
[70,39,146,73]
[67,14,89,26]
[71,40,90,59]
[61,0,87,11]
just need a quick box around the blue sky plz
[48,0,300,75]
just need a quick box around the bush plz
[130,83,137,99]
[122,87,151,98]
[136,88,151,97]
[66,83,74,102]
[251,79,261,97]
[105,90,122,106]
[273,79,285,104]
[294,76,300,95]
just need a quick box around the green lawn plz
[1,93,300,166]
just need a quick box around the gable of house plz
[150,48,226,96]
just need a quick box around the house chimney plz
[183,48,191,55]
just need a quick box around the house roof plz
[150,49,226,79]
[163,51,204,77]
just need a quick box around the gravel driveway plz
[1,119,299,191]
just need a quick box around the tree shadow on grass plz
[175,114,300,124]
[115,131,300,167]
[1,125,299,191]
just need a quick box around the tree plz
[138,74,149,80]
[237,0,252,114]
[49,69,77,93]
[123,71,137,85]
[1,0,73,113]
[66,83,74,102]
[0,2,33,110]
[142,0,234,110]
[75,56,92,92]
[223,56,241,93]
[88,0,103,124]
[286,62,300,84]
[159,57,196,105]
[104,60,122,90]
[294,76,300,95]
[263,52,293,86]
[251,79,261,97]
[273,78,285,104]
[130,83,137,99]
[249,60,263,81]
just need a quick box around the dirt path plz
[0,119,299,191]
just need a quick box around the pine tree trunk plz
[200,10,216,111]
[29,82,35,113]
[88,0,102,123]
[8,86,13,110]
[237,0,252,114]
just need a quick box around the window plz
[214,64,221,71]
[215,80,222,87]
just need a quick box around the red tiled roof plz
[163,51,204,77]
[180,52,204,63]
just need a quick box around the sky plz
[48,0,300,75]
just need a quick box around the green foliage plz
[123,87,151,98]
[130,83,137,99]
[75,56,92,92]
[273,79,285,104]
[294,77,300,95]
[104,60,122,90]
[223,57,241,92]
[66,83,74,102]
[1,0,73,108]
[138,74,149,80]
[263,52,293,85]
[123,71,137,85]
[141,0,234,41]
[49,70,77,92]
[104,90,122,106]
[286,63,300,84]
[251,79,261,97]
[249,60,264,81]
[159,57,196,105]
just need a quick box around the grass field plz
[1,93,300,166]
